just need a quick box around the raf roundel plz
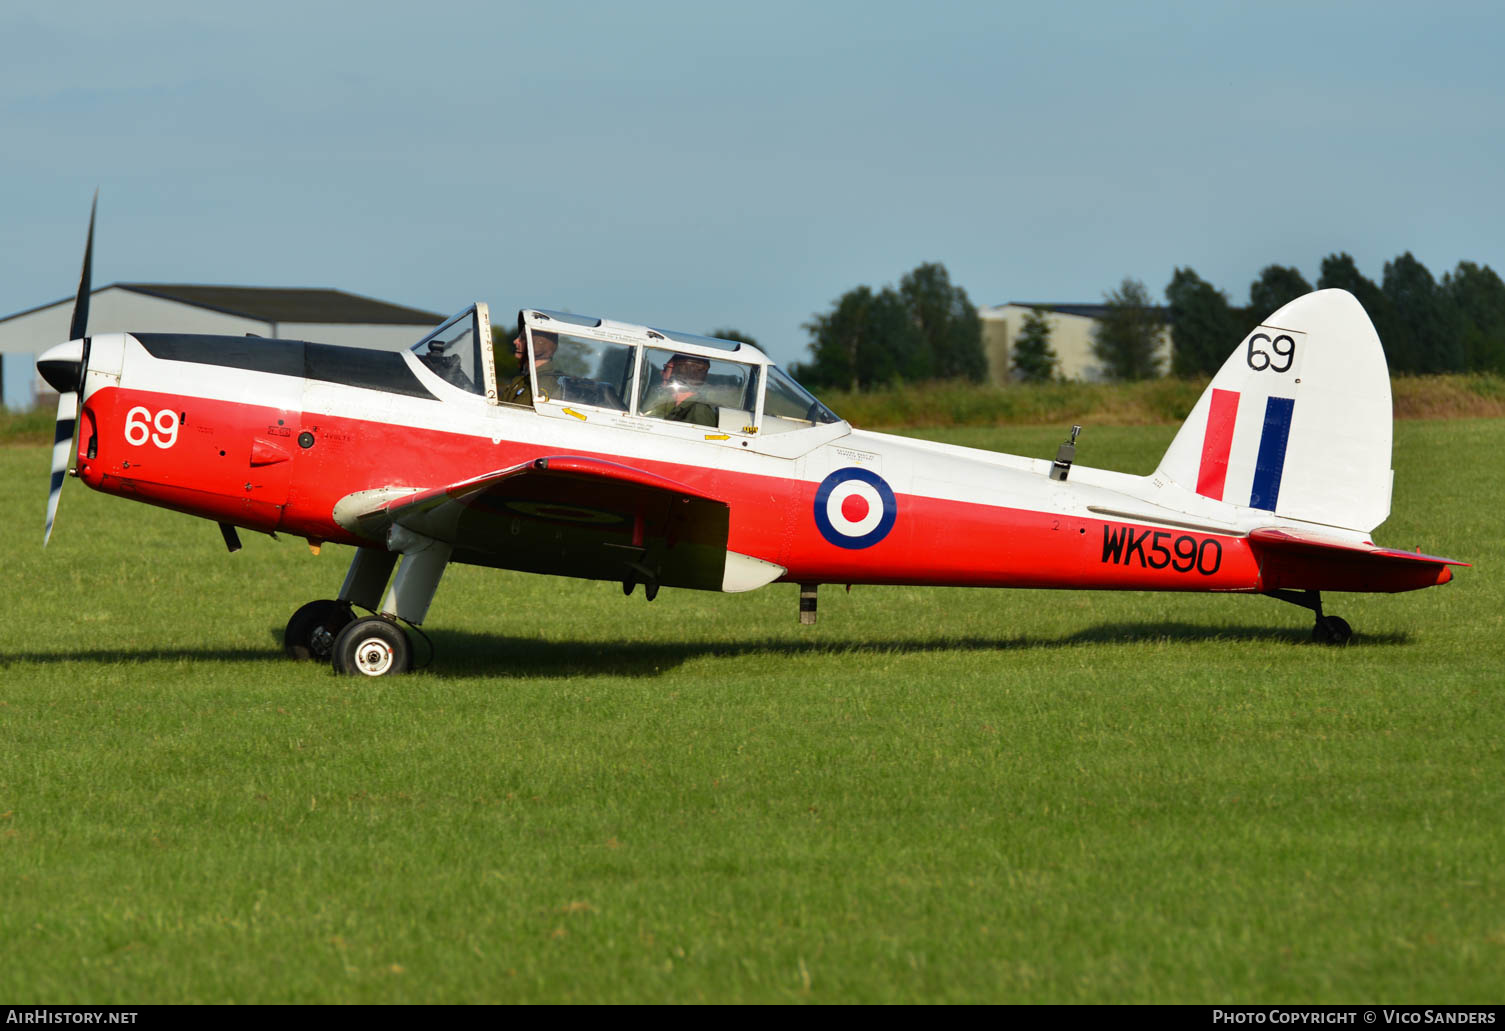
[813,468,897,550]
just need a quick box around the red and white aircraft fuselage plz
[41,286,1464,675]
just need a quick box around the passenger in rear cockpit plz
[502,328,559,406]
[643,354,716,427]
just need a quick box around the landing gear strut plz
[284,529,451,677]
[1266,589,1353,645]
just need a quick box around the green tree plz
[1383,252,1463,373]
[1165,267,1242,376]
[898,262,987,381]
[802,285,925,390]
[1010,307,1058,382]
[1318,253,1402,366]
[1092,278,1164,381]
[1248,265,1312,319]
[801,262,982,389]
[1441,261,1505,372]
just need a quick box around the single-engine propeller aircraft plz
[38,200,1466,676]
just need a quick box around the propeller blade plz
[69,190,97,342]
[43,193,98,547]
[44,389,78,547]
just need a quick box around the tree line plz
[1165,254,1505,378]
[791,253,1505,388]
[791,263,986,390]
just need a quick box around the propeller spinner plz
[40,192,97,546]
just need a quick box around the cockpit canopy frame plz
[409,304,845,458]
[513,309,841,445]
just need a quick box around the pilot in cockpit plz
[502,328,559,406]
[644,354,716,427]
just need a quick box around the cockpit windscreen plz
[411,310,485,395]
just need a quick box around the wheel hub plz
[353,636,395,676]
[309,625,336,659]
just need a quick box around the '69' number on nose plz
[124,406,179,448]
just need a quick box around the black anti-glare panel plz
[133,334,438,400]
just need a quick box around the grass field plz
[1,421,1501,1003]
[817,373,1505,429]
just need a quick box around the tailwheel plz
[1313,615,1353,646]
[284,599,356,661]
[331,616,411,677]
[1267,590,1355,647]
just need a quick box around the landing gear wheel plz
[284,599,355,661]
[331,616,411,677]
[1313,615,1353,646]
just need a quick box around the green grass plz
[1,422,1501,1003]
[0,404,56,445]
[818,373,1505,428]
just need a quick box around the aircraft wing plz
[333,455,784,593]
[1248,526,1468,594]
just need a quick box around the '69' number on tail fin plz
[124,406,179,448]
[1247,333,1296,373]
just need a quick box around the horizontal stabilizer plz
[1249,527,1467,594]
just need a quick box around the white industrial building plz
[0,284,444,409]
[978,302,1174,384]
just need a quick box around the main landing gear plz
[283,527,451,677]
[284,603,412,674]
[1266,589,1354,645]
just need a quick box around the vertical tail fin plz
[1157,289,1393,533]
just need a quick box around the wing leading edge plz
[333,455,784,593]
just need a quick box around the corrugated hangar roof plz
[2,283,444,326]
[114,284,444,324]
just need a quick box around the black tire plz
[331,616,411,677]
[284,599,355,661]
[1312,615,1353,646]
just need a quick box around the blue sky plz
[4,0,1503,371]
